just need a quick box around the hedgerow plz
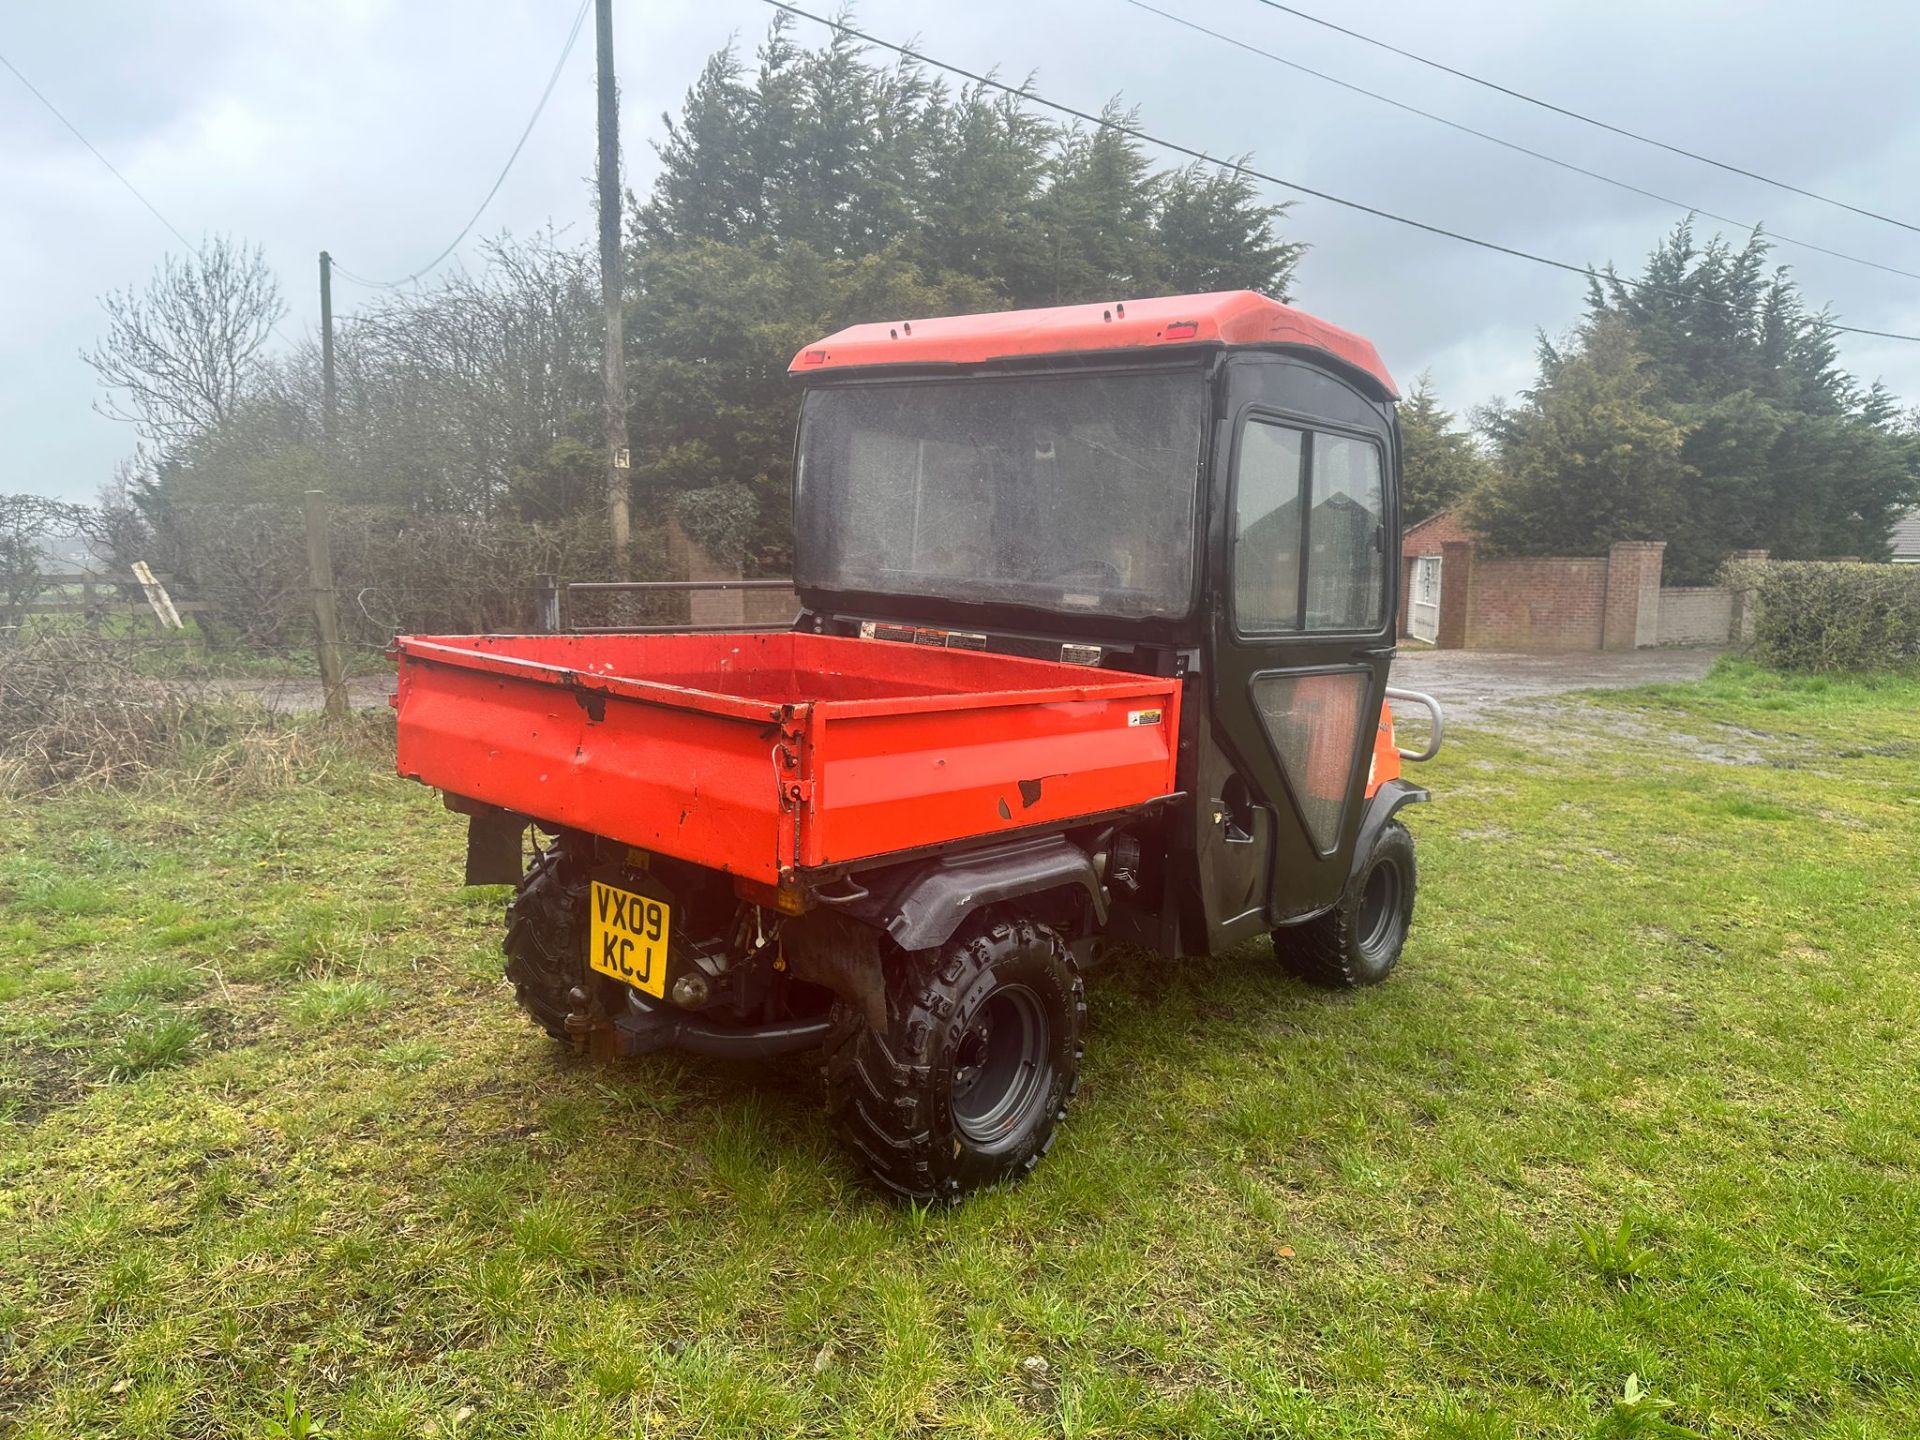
[1742,560,1920,673]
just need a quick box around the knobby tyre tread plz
[825,914,1086,1202]
[1274,820,1416,989]
[502,843,584,1043]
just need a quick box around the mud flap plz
[463,807,529,886]
[781,911,889,1033]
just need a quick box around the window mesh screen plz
[1249,671,1370,852]
[795,373,1205,619]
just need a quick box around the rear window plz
[794,371,1206,620]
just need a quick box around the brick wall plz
[1656,586,1733,646]
[1432,538,1672,653]
[683,533,801,627]
[744,585,801,624]
[1464,556,1609,651]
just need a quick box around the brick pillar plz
[1437,539,1473,649]
[686,537,747,628]
[1633,543,1665,648]
[1603,540,1666,651]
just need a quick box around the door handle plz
[1351,646,1396,660]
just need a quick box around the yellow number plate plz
[587,881,671,998]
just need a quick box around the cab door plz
[1205,357,1398,927]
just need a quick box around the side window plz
[1305,434,1385,631]
[1232,421,1304,632]
[1232,419,1386,633]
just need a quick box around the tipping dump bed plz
[393,631,1182,884]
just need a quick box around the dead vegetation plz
[0,631,390,799]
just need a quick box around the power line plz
[1248,0,1920,239]
[0,48,198,252]
[332,0,592,290]
[1129,1,1920,286]
[759,0,1920,343]
[1,47,302,350]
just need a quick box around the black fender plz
[1348,778,1427,888]
[821,833,1106,953]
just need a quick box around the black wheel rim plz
[1358,859,1403,956]
[951,984,1051,1145]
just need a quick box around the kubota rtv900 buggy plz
[394,290,1441,1200]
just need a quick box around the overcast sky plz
[6,0,1920,503]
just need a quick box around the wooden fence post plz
[303,490,349,719]
[130,561,184,629]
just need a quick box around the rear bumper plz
[602,992,833,1060]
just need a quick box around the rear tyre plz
[502,842,587,1043]
[825,914,1086,1201]
[1273,820,1416,989]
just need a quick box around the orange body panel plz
[1367,702,1401,797]
[791,290,1397,398]
[393,632,1182,884]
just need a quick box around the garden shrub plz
[1745,560,1920,673]
[144,504,678,651]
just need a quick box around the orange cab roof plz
[789,290,1396,398]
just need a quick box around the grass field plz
[2,662,1917,1438]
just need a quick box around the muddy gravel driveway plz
[1389,647,1722,727]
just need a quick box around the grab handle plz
[1384,686,1444,762]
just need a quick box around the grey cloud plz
[6,0,1919,501]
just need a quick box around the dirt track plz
[1389,646,1722,726]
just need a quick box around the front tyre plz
[1273,819,1417,988]
[825,914,1086,1201]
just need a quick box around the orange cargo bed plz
[393,631,1182,884]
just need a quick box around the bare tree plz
[78,469,154,579]
[331,232,602,518]
[0,494,85,629]
[83,235,285,448]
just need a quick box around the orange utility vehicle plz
[393,291,1442,1199]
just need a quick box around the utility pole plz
[318,250,338,439]
[595,0,631,562]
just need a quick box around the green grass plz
[2,662,1918,1436]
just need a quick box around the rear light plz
[735,876,811,915]
[1163,320,1199,340]
[801,349,828,366]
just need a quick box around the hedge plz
[1741,560,1920,673]
[141,505,677,652]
